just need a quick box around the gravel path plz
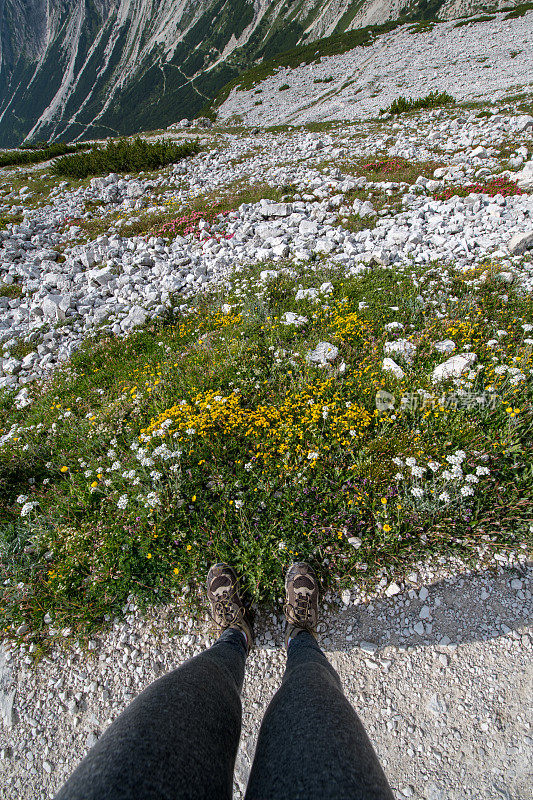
[1,556,531,799]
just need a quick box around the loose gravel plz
[0,556,531,799]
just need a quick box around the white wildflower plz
[117,495,128,509]
[84,470,93,477]
[244,462,253,472]
[465,474,479,484]
[307,451,319,460]
[394,472,404,481]
[438,491,450,504]
[428,461,440,472]
[185,428,196,435]
[150,471,162,481]
[145,492,160,508]
[475,466,490,476]
[392,457,404,466]
[16,494,29,504]
[20,501,38,517]
[411,487,424,498]
[234,499,244,509]
[405,457,417,467]
[460,485,474,497]
[411,466,426,478]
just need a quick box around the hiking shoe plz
[206,563,253,652]
[284,562,320,647]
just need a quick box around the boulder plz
[124,306,148,329]
[432,353,476,382]
[281,312,308,327]
[508,231,533,255]
[382,358,405,379]
[307,342,339,365]
[260,203,292,218]
[87,266,114,286]
[384,338,416,363]
[434,339,456,354]
[2,357,22,375]
[41,294,71,321]
[512,159,533,190]
[80,248,96,269]
[514,115,533,133]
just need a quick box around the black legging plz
[56,629,394,800]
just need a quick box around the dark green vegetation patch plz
[52,138,201,180]
[381,91,455,116]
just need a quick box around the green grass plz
[381,91,455,116]
[0,213,24,230]
[52,138,201,180]
[0,258,531,642]
[0,284,23,299]
[0,142,90,170]
[340,156,445,185]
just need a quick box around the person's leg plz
[245,563,394,800]
[56,564,253,800]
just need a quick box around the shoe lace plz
[284,593,313,630]
[212,592,244,628]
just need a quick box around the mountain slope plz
[0,0,521,146]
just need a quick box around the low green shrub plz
[0,142,89,170]
[52,138,201,180]
[503,1,533,18]
[381,91,455,116]
[454,15,496,27]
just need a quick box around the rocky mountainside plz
[0,0,517,146]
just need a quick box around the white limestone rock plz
[384,339,416,363]
[281,312,308,327]
[434,339,456,354]
[382,358,405,379]
[432,353,477,382]
[508,231,533,255]
[307,341,339,365]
